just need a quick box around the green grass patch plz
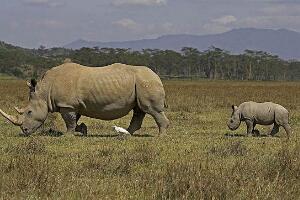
[0,80,299,199]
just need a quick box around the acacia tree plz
[0,40,299,80]
[181,47,203,77]
[203,46,229,79]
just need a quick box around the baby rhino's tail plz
[164,100,168,109]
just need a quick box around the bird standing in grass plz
[112,125,130,135]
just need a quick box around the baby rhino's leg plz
[282,124,291,139]
[268,123,279,137]
[245,120,254,136]
[275,109,291,139]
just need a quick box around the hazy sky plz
[1,0,300,48]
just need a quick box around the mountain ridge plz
[64,28,300,59]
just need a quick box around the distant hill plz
[64,28,300,60]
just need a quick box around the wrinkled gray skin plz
[227,101,291,138]
[0,63,169,136]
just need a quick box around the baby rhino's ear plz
[231,105,238,111]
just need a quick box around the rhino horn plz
[14,106,25,114]
[0,109,22,126]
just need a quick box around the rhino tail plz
[164,100,168,109]
[134,84,144,112]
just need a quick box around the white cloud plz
[202,15,237,34]
[112,0,167,6]
[28,19,65,29]
[212,15,237,25]
[113,18,139,30]
[202,23,231,34]
[233,15,300,31]
[23,0,65,7]
[42,20,64,28]
[204,14,300,33]
[262,4,300,16]
[24,0,49,4]
[145,22,177,36]
[112,18,180,38]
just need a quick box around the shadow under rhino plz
[224,132,280,138]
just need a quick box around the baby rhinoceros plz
[227,101,291,138]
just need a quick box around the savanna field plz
[0,78,299,199]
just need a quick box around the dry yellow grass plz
[0,79,299,199]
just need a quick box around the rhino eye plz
[230,119,234,123]
[27,110,32,115]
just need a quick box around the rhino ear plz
[31,79,37,88]
[27,79,37,92]
[26,80,31,88]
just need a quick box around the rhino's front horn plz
[14,106,25,114]
[0,109,22,126]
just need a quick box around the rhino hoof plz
[75,123,87,136]
[80,123,87,136]
[252,129,260,136]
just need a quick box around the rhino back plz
[240,102,278,125]
[41,63,137,119]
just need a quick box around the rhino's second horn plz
[14,106,25,114]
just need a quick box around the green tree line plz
[0,41,299,80]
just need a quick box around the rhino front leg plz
[74,114,87,136]
[149,111,169,135]
[61,110,87,136]
[245,120,254,136]
[75,122,87,136]
[61,111,76,136]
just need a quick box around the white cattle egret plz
[112,125,130,135]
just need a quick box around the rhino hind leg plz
[127,107,146,135]
[137,102,169,135]
[148,111,169,135]
[282,124,291,139]
[269,123,279,137]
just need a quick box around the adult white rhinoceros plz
[0,62,170,136]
